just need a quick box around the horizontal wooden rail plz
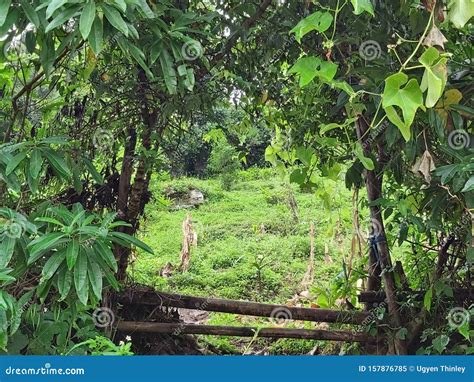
[358,288,473,303]
[116,321,378,343]
[118,290,370,325]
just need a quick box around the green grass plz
[131,167,359,354]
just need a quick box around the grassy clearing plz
[131,168,361,354]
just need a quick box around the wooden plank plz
[117,290,370,324]
[116,321,379,343]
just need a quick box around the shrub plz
[207,141,241,190]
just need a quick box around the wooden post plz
[180,213,195,272]
[300,222,315,289]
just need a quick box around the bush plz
[207,140,241,190]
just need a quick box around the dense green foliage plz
[0,0,472,355]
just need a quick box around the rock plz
[169,188,205,210]
[189,189,204,205]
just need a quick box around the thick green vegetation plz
[133,167,358,354]
[134,168,351,299]
[0,0,472,356]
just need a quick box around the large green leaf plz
[159,47,177,94]
[5,151,26,176]
[20,0,40,27]
[80,1,96,40]
[27,233,66,264]
[45,0,66,19]
[76,275,89,305]
[45,6,81,33]
[132,0,155,18]
[295,146,314,167]
[432,334,449,354]
[29,148,43,180]
[419,47,447,108]
[0,236,15,268]
[88,15,103,54]
[73,250,88,303]
[41,250,65,281]
[102,4,128,36]
[350,0,374,16]
[290,11,333,43]
[461,176,474,192]
[0,0,12,26]
[57,266,72,300]
[382,73,424,141]
[423,288,433,312]
[448,0,474,28]
[35,217,65,227]
[94,254,119,290]
[88,259,103,300]
[110,231,154,254]
[43,149,72,180]
[128,43,153,79]
[288,56,337,87]
[93,241,118,272]
[82,158,103,185]
[66,238,79,270]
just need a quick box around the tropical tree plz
[0,0,472,355]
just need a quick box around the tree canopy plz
[0,0,472,355]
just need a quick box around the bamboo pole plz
[117,290,370,324]
[116,321,378,343]
[358,288,473,303]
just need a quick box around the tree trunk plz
[356,118,407,354]
[114,124,137,279]
[115,68,156,280]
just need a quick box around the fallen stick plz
[117,290,370,324]
[116,321,379,343]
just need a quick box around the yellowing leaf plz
[434,88,462,123]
